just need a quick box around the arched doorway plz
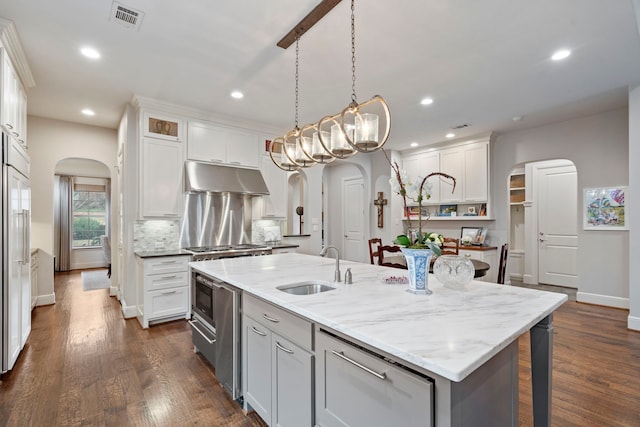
[54,158,111,272]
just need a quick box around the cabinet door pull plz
[161,275,178,280]
[276,341,294,354]
[160,260,177,264]
[263,313,280,323]
[331,350,387,380]
[251,326,267,337]
[5,123,13,129]
[161,290,177,295]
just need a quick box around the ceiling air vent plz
[110,1,145,30]
[451,123,470,130]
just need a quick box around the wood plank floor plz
[1,270,639,426]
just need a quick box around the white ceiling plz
[2,0,640,150]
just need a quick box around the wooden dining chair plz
[378,245,407,269]
[441,237,459,255]
[497,243,509,284]
[368,238,382,265]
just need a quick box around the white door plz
[342,177,365,262]
[537,164,578,287]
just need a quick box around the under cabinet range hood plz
[184,161,269,195]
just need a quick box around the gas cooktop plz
[184,244,270,253]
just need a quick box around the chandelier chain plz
[350,0,357,104]
[295,33,300,128]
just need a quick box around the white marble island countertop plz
[190,253,567,382]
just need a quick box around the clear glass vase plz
[433,255,474,290]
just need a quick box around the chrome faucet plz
[320,245,341,282]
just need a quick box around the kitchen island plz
[190,253,566,427]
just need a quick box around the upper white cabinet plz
[1,48,28,148]
[187,120,260,169]
[140,136,184,218]
[399,138,491,219]
[403,151,440,203]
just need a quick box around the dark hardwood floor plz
[0,270,267,427]
[1,270,639,426]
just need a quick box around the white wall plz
[492,108,629,307]
[628,85,640,330]
[28,116,118,304]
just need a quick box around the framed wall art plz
[583,186,628,230]
[143,112,184,141]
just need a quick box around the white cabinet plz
[439,142,488,203]
[459,247,498,283]
[243,294,314,426]
[258,154,287,218]
[187,120,260,169]
[140,137,184,218]
[137,255,190,328]
[270,246,297,254]
[403,151,440,202]
[1,48,28,148]
[315,330,434,427]
[400,139,490,220]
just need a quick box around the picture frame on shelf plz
[143,112,183,141]
[439,204,457,217]
[461,227,484,245]
[583,186,628,230]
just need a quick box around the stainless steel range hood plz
[184,161,269,195]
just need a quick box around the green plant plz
[384,149,456,255]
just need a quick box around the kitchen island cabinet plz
[243,293,314,426]
[190,253,566,427]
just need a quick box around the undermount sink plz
[276,281,336,295]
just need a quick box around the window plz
[72,178,107,248]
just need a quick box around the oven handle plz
[189,320,216,345]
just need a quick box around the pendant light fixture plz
[270,33,309,171]
[270,0,391,171]
[335,0,391,154]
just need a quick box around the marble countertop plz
[190,253,567,382]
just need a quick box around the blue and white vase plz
[400,248,433,295]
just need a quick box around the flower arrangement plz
[383,150,456,255]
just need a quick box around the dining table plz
[382,254,491,279]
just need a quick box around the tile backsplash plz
[252,219,285,244]
[133,220,180,252]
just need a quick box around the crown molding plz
[0,18,35,89]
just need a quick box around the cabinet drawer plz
[459,249,485,261]
[145,286,189,321]
[144,271,189,292]
[244,294,313,351]
[143,256,190,275]
[316,330,434,427]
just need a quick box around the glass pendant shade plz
[340,95,391,153]
[311,130,334,163]
[269,137,300,171]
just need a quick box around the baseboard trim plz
[576,292,629,309]
[36,293,56,306]
[628,316,640,331]
[120,299,138,318]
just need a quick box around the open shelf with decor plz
[402,202,493,221]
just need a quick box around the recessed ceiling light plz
[512,116,523,122]
[551,49,571,61]
[420,97,434,106]
[80,47,101,59]
[231,91,244,99]
[410,142,419,147]
[446,133,455,138]
[82,109,95,116]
